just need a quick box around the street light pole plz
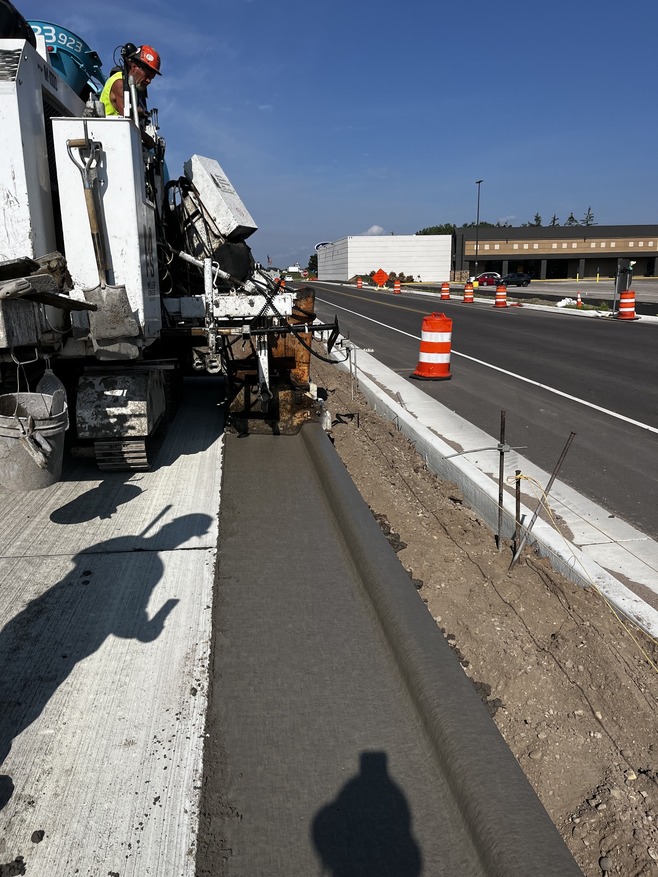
[474,179,483,278]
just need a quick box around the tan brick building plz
[454,225,657,280]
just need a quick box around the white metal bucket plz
[0,392,69,491]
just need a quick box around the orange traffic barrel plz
[463,282,474,303]
[356,277,363,289]
[280,278,286,289]
[440,282,450,300]
[494,284,507,308]
[394,278,401,294]
[411,313,452,381]
[617,290,637,320]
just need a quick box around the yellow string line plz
[509,473,658,675]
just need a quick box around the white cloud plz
[362,225,386,236]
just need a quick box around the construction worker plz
[100,44,161,147]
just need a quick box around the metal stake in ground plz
[509,432,576,569]
[496,410,507,552]
[515,469,522,553]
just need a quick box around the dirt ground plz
[312,355,658,877]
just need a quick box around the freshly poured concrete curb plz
[302,424,583,877]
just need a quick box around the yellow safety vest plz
[100,71,124,117]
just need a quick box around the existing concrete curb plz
[327,342,658,638]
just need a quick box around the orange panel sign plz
[373,269,389,287]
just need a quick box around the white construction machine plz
[0,7,337,478]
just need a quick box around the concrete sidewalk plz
[0,379,223,876]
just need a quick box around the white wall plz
[317,238,349,279]
[317,235,451,282]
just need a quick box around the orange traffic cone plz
[394,279,401,294]
[411,313,452,381]
[576,292,583,308]
[616,290,637,320]
[440,282,450,300]
[463,281,474,303]
[494,284,507,308]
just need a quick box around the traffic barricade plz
[411,313,452,381]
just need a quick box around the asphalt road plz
[311,282,658,540]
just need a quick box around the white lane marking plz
[316,299,658,436]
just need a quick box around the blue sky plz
[21,0,658,268]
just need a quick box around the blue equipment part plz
[28,20,105,97]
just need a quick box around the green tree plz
[581,206,596,226]
[307,253,318,273]
[549,214,560,226]
[416,224,456,235]
[521,213,542,227]
[564,212,579,226]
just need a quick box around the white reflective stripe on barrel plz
[421,332,452,343]
[418,352,451,363]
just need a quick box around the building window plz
[552,243,557,249]
[610,242,616,247]
[649,241,654,247]
[600,242,606,247]
[494,244,500,250]
[513,244,519,249]
[523,244,528,249]
[629,242,634,247]
[484,244,490,250]
[572,243,577,248]
[639,241,644,247]
[533,244,538,249]
[591,243,596,248]
[562,243,567,249]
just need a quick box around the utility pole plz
[474,179,483,278]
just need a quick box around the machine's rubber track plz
[196,423,583,877]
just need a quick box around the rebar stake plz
[496,410,506,552]
[509,432,576,569]
[514,469,522,553]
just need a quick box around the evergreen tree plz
[549,215,560,226]
[580,206,596,226]
[564,212,579,226]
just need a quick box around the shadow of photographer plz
[312,751,422,876]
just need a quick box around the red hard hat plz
[135,45,161,75]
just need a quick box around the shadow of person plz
[312,751,422,876]
[49,479,143,524]
[0,512,212,812]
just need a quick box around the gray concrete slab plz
[200,428,581,877]
[0,378,222,875]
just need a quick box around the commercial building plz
[317,234,451,283]
[454,225,658,281]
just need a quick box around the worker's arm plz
[108,76,126,115]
